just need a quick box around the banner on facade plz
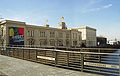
[9,27,24,45]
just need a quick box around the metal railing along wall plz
[0,46,120,76]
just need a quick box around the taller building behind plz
[71,26,97,47]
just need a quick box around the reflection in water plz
[101,50,120,76]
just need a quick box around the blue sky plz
[0,0,120,40]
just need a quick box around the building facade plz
[0,20,82,47]
[108,39,120,45]
[71,26,97,47]
[97,36,107,46]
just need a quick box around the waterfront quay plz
[0,55,102,76]
[0,46,120,76]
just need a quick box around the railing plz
[0,46,120,76]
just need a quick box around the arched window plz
[40,39,47,46]
[66,40,69,46]
[50,39,55,46]
[57,40,63,46]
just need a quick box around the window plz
[2,28,3,36]
[66,40,69,46]
[73,33,74,39]
[0,39,4,46]
[27,30,34,37]
[40,39,47,46]
[73,41,77,46]
[57,40,63,46]
[66,34,69,38]
[75,33,77,39]
[50,40,55,46]
[39,31,45,37]
[73,33,77,39]
[50,32,55,38]
[27,30,30,36]
[32,30,34,37]
[28,39,35,47]
[0,27,4,36]
[79,35,81,41]
[58,32,63,38]
[1,41,4,46]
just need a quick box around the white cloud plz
[102,4,112,8]
[89,0,104,4]
[82,3,113,13]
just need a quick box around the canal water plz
[100,49,120,76]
